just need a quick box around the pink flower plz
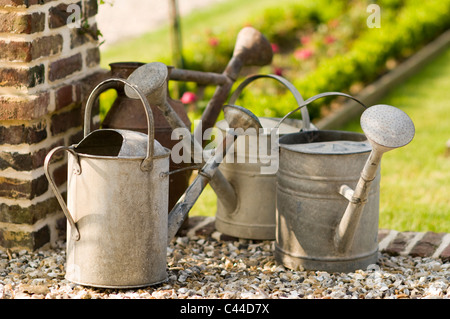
[271,43,280,54]
[294,48,313,60]
[300,35,311,46]
[273,67,283,76]
[208,37,219,47]
[324,35,336,44]
[180,91,197,104]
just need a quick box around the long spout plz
[334,146,384,253]
[167,132,236,242]
[193,26,273,141]
[334,104,415,253]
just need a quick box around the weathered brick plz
[0,0,26,6]
[377,229,391,243]
[383,232,417,256]
[0,174,47,200]
[0,0,55,7]
[48,53,82,82]
[70,22,98,48]
[0,196,62,225]
[409,232,445,258]
[48,2,81,29]
[0,139,64,171]
[439,244,450,262]
[0,35,63,63]
[31,35,64,60]
[33,139,65,167]
[55,84,74,110]
[0,11,45,34]
[68,128,83,145]
[0,92,50,120]
[0,151,31,171]
[50,104,82,135]
[84,0,98,17]
[0,225,50,250]
[85,47,100,68]
[0,120,47,145]
[0,64,45,88]
[0,40,31,62]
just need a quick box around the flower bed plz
[179,0,450,121]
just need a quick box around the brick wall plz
[0,0,106,250]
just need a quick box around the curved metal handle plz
[84,78,155,171]
[275,92,367,129]
[44,146,80,241]
[228,74,312,131]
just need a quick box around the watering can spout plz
[225,27,273,80]
[125,62,242,219]
[334,104,415,253]
[166,105,263,243]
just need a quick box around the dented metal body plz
[64,138,170,288]
[45,79,171,288]
[275,130,380,272]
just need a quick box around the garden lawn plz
[340,46,450,233]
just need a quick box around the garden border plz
[314,29,450,129]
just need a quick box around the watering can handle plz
[44,146,81,241]
[228,74,312,131]
[275,92,367,129]
[83,78,155,171]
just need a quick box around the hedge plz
[233,0,450,120]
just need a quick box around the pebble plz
[0,237,449,299]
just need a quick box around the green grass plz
[340,46,450,233]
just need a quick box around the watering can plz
[44,78,263,288]
[214,74,316,240]
[274,92,415,272]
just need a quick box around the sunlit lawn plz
[340,46,450,232]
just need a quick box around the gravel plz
[1,235,449,299]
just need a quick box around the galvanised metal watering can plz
[274,92,415,272]
[214,74,316,240]
[44,78,263,288]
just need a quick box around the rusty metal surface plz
[194,27,273,139]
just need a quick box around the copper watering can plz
[44,78,263,288]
